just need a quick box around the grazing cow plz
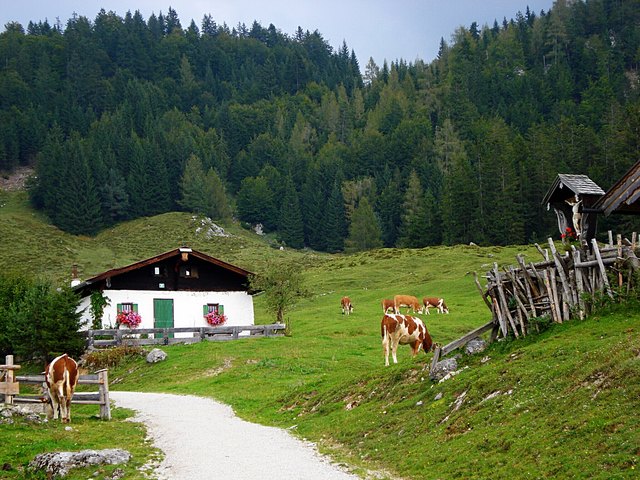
[381,314,434,366]
[422,297,450,314]
[341,296,354,315]
[382,299,395,314]
[393,294,421,314]
[44,354,79,423]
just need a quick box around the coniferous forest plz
[1,0,639,249]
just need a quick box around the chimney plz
[71,264,81,287]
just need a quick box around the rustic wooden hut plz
[542,174,605,242]
[590,160,640,217]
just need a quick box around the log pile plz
[474,232,639,339]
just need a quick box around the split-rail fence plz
[0,354,111,420]
[84,323,286,349]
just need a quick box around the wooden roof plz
[592,160,640,216]
[542,174,605,206]
[72,247,254,292]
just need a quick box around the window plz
[179,265,198,278]
[203,304,224,315]
[153,266,167,277]
[206,303,219,314]
[119,302,134,313]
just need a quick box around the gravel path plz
[110,391,360,480]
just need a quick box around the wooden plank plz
[492,296,507,337]
[548,238,574,311]
[440,321,495,356]
[541,269,559,323]
[617,234,623,288]
[574,257,617,268]
[494,263,520,338]
[99,369,111,421]
[571,246,586,320]
[591,238,614,299]
[0,382,20,395]
[429,345,441,375]
[549,268,565,322]
[473,271,492,310]
[516,254,541,297]
[535,243,549,261]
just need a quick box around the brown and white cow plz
[393,294,421,314]
[341,296,354,315]
[381,313,434,366]
[422,297,449,314]
[382,299,395,314]
[44,354,79,423]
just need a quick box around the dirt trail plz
[110,391,360,480]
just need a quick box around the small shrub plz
[82,345,145,369]
[529,314,553,332]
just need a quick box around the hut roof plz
[541,174,605,206]
[592,160,640,216]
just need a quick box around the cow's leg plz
[63,395,72,423]
[382,334,390,366]
[50,394,60,420]
[60,395,68,423]
[391,338,399,364]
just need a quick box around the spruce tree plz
[56,135,103,235]
[397,170,429,248]
[344,197,383,252]
[278,177,305,249]
[179,154,207,213]
[202,168,231,220]
[324,180,347,253]
[236,176,277,229]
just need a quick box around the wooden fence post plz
[591,238,614,299]
[548,238,575,316]
[571,246,586,320]
[1,355,21,405]
[97,369,111,420]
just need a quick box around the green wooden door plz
[153,299,174,339]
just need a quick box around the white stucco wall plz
[78,290,255,334]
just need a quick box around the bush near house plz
[0,274,85,360]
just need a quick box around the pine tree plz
[236,176,277,229]
[278,177,305,249]
[344,197,383,252]
[323,179,347,253]
[179,154,207,213]
[55,135,103,235]
[202,168,231,220]
[397,170,429,248]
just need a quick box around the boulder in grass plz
[29,449,131,477]
[146,348,167,363]
[465,337,487,355]
[429,357,458,382]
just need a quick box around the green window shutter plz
[219,305,224,315]
[203,305,209,316]
[117,303,122,313]
[133,304,138,313]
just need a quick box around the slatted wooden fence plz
[474,233,638,339]
[84,323,286,349]
[429,232,638,375]
[0,355,111,420]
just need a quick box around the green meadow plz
[1,190,638,479]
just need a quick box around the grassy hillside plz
[1,190,638,479]
[0,190,320,284]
